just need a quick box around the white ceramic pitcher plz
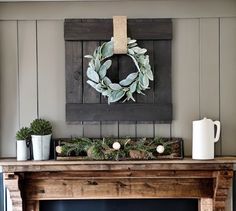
[192,117,220,160]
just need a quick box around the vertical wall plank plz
[0,21,18,157]
[101,54,119,138]
[37,20,83,138]
[118,124,136,138]
[82,41,101,138]
[155,124,171,138]
[118,55,136,137]
[136,40,154,138]
[220,18,236,155]
[199,18,221,155]
[171,19,200,156]
[18,21,38,127]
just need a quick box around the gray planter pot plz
[31,134,51,160]
[16,140,27,161]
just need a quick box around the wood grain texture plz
[64,19,172,41]
[37,20,83,138]
[65,41,83,104]
[199,18,220,155]
[4,174,22,211]
[0,21,18,157]
[171,19,200,156]
[18,21,38,127]
[220,18,236,155]
[0,158,235,173]
[66,104,172,121]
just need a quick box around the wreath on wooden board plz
[85,37,154,104]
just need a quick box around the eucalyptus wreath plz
[85,37,154,104]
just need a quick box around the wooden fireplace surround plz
[0,158,234,211]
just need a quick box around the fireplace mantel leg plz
[213,170,233,211]
[4,173,23,211]
[26,200,39,211]
[199,198,213,211]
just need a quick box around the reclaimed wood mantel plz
[0,158,235,211]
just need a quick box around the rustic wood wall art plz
[65,19,172,122]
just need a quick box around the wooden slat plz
[154,40,172,109]
[220,18,236,155]
[171,19,200,156]
[199,18,220,155]
[66,103,172,122]
[64,19,172,41]
[0,21,18,157]
[82,40,101,136]
[37,20,83,138]
[101,51,119,137]
[82,41,100,104]
[65,41,83,104]
[18,21,38,127]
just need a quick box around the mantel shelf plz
[1,157,236,173]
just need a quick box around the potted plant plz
[30,119,52,160]
[16,127,31,161]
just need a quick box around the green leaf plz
[87,80,97,89]
[108,90,125,103]
[129,81,137,93]
[132,47,147,55]
[87,67,99,83]
[119,72,138,86]
[95,57,101,71]
[99,60,112,79]
[126,91,135,102]
[109,83,122,90]
[102,89,111,96]
[128,49,134,55]
[103,77,112,86]
[146,68,154,80]
[84,55,93,59]
[128,38,137,44]
[140,73,149,89]
[101,40,114,59]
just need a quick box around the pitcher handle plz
[214,121,221,143]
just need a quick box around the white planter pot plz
[16,140,27,161]
[31,134,52,160]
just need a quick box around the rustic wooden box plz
[54,138,184,160]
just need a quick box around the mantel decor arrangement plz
[54,137,184,160]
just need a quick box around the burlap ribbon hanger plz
[113,16,127,54]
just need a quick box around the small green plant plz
[16,127,32,140]
[30,119,52,135]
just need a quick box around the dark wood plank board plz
[154,41,172,108]
[65,19,172,41]
[65,41,83,104]
[66,103,172,121]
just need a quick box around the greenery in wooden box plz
[55,137,183,160]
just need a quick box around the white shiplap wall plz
[0,1,235,159]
